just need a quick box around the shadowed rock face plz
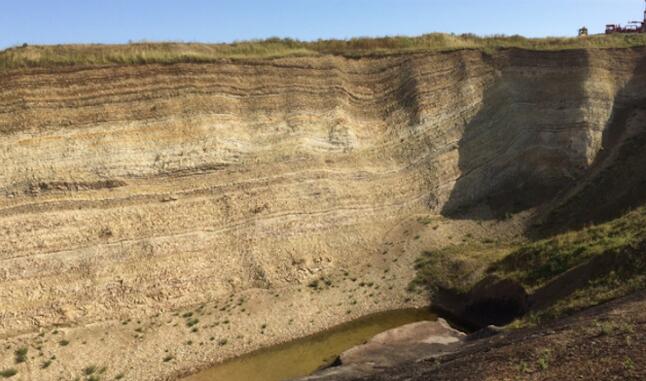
[1,47,646,341]
[463,277,528,327]
[423,276,529,330]
[535,50,646,233]
[442,49,646,219]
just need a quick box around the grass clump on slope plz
[409,241,517,294]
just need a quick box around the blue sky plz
[1,0,644,49]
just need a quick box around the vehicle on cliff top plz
[606,0,646,34]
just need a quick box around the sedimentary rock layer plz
[1,47,645,337]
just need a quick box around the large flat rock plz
[299,318,465,380]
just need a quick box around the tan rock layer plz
[1,48,645,336]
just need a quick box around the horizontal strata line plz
[0,83,487,131]
[0,121,474,216]
[448,144,584,188]
[0,115,473,215]
[0,59,488,93]
[0,60,491,97]
[0,74,446,101]
[0,158,427,215]
[0,192,429,264]
[0,114,474,216]
[0,62,425,87]
[0,50,485,80]
[0,67,491,112]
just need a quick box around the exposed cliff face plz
[443,49,646,218]
[1,47,646,380]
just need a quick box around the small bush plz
[536,349,551,370]
[14,347,28,363]
[0,369,17,378]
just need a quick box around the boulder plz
[301,318,466,380]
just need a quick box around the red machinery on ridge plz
[606,0,646,34]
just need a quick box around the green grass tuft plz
[14,347,28,364]
[83,365,97,375]
[0,369,17,378]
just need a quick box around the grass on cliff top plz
[411,206,646,324]
[3,33,646,69]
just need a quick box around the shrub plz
[0,369,17,378]
[83,365,97,375]
[14,347,28,363]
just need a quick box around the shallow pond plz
[182,308,436,381]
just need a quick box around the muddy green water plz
[182,308,436,381]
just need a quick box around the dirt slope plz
[1,46,646,380]
[345,291,646,381]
